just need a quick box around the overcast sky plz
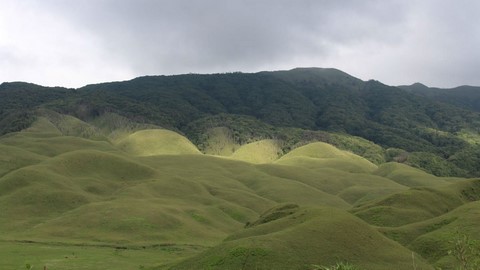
[1,0,479,88]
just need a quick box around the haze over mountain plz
[1,67,480,269]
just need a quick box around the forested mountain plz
[2,67,480,177]
[3,68,480,269]
[400,83,480,112]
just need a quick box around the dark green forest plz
[2,67,480,176]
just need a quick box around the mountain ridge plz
[3,67,480,177]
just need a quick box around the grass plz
[275,142,377,173]
[36,109,106,140]
[172,206,434,270]
[3,114,480,269]
[0,131,118,158]
[257,164,406,206]
[380,201,480,269]
[1,134,364,246]
[229,139,282,164]
[116,129,201,156]
[329,133,386,165]
[0,144,46,177]
[0,241,203,270]
[360,181,480,269]
[88,112,161,142]
[373,162,464,187]
[352,179,480,227]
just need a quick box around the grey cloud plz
[44,0,410,74]
[371,0,480,87]
[2,0,479,87]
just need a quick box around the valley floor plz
[0,241,203,270]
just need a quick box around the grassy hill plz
[276,142,377,174]
[116,129,201,156]
[2,69,480,269]
[229,139,282,163]
[172,205,434,270]
[356,179,480,268]
[0,115,425,268]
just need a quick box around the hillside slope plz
[2,71,480,269]
[0,115,479,269]
[2,68,480,177]
[172,205,434,270]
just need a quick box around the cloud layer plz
[1,0,479,88]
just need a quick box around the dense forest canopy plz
[2,67,480,176]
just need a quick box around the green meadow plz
[1,113,479,269]
[0,241,202,270]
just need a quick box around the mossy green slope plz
[353,179,480,269]
[137,154,351,210]
[373,179,480,269]
[36,109,106,140]
[5,72,480,269]
[0,150,157,233]
[257,164,407,206]
[0,117,117,157]
[6,115,477,269]
[378,202,480,269]
[407,201,480,269]
[116,129,201,156]
[275,142,377,173]
[374,162,462,187]
[88,112,161,141]
[353,178,480,227]
[0,145,355,246]
[22,116,63,135]
[0,119,407,247]
[0,144,46,177]
[171,204,433,270]
[229,139,282,164]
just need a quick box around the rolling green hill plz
[116,129,201,156]
[173,205,433,270]
[2,69,480,269]
[275,142,377,173]
[172,205,434,270]
[356,179,480,268]
[0,115,475,269]
[229,139,282,164]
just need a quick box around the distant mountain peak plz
[411,82,428,88]
[397,82,430,93]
